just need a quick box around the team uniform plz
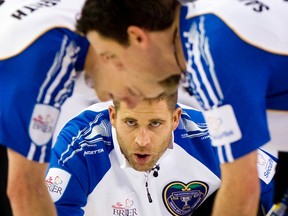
[0,0,89,162]
[46,102,276,216]
[179,0,288,163]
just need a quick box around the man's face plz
[109,100,181,172]
[87,31,181,108]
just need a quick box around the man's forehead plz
[118,105,169,120]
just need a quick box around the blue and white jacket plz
[46,102,276,215]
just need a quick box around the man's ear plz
[127,26,148,49]
[172,107,182,130]
[108,105,116,127]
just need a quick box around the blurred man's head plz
[78,0,183,107]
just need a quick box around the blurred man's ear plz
[108,105,116,127]
[127,26,149,49]
[172,107,182,130]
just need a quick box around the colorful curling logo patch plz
[162,181,209,216]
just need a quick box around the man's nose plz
[135,128,150,147]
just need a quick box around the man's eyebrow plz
[121,117,165,122]
[148,118,165,123]
[100,52,108,56]
[122,117,137,121]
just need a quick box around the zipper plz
[144,173,153,203]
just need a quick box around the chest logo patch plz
[162,181,208,216]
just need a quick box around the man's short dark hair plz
[76,0,179,45]
[113,92,178,112]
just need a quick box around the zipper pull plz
[145,174,153,203]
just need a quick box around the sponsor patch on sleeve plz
[29,104,60,146]
[45,168,71,202]
[203,105,242,146]
[257,149,276,184]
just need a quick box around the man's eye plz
[102,54,115,61]
[108,55,116,59]
[126,120,136,126]
[150,122,161,127]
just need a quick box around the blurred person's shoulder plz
[0,0,86,59]
[184,0,288,54]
